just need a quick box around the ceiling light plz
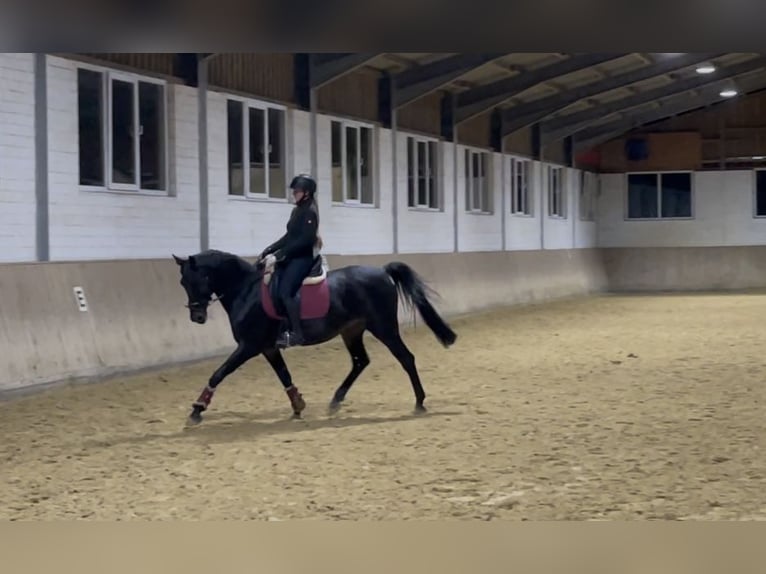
[720,89,738,97]
[753,156,765,160]
[696,64,716,74]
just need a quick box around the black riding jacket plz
[262,200,319,262]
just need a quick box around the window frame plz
[225,93,289,202]
[579,170,598,222]
[76,62,170,197]
[546,164,566,219]
[405,132,441,212]
[329,115,377,208]
[753,168,766,218]
[508,155,533,217]
[624,170,695,221]
[464,145,492,215]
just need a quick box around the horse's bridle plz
[184,294,223,310]
[184,259,270,310]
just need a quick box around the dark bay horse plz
[172,249,457,425]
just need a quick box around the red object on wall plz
[575,148,601,168]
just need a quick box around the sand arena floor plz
[1,292,766,520]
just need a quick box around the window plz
[465,148,491,213]
[406,135,439,209]
[226,98,286,199]
[580,171,598,221]
[626,172,692,219]
[331,119,375,205]
[755,170,766,217]
[509,157,531,215]
[77,66,168,192]
[546,165,565,218]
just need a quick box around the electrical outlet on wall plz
[73,286,88,312]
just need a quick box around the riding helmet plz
[290,174,317,199]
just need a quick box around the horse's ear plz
[172,254,186,266]
[188,255,198,270]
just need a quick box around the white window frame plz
[579,170,598,222]
[406,132,441,211]
[465,146,492,215]
[225,94,289,201]
[76,62,170,196]
[624,171,695,221]
[509,155,532,217]
[546,164,566,219]
[330,116,377,207]
[753,168,766,218]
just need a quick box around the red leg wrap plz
[286,386,305,414]
[193,386,215,410]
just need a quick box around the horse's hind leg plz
[368,320,427,414]
[263,348,306,418]
[329,324,370,414]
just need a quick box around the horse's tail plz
[383,262,457,348]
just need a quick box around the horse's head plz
[173,254,214,324]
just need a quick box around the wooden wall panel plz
[621,90,766,167]
[208,53,295,105]
[79,53,175,76]
[457,111,491,149]
[542,138,567,165]
[397,92,442,137]
[503,126,533,157]
[316,69,379,123]
[597,132,702,172]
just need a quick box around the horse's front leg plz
[262,348,306,418]
[188,342,259,425]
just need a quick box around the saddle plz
[261,255,329,320]
[262,255,327,287]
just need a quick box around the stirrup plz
[277,331,303,349]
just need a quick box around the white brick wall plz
[457,146,503,252]
[0,53,36,262]
[541,162,575,250]
[598,170,766,248]
[45,56,200,261]
[505,157,542,251]
[396,131,455,253]
[0,54,604,264]
[314,114,393,255]
[206,90,295,256]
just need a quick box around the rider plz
[259,174,320,349]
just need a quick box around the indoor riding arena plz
[3,52,766,521]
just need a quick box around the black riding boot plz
[277,296,305,349]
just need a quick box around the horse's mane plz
[194,249,258,275]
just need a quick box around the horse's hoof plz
[328,400,342,414]
[414,404,427,415]
[187,410,203,426]
[291,412,303,420]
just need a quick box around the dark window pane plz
[407,137,414,207]
[360,127,373,204]
[417,140,427,206]
[268,108,286,198]
[757,171,766,216]
[627,173,658,218]
[464,149,470,210]
[78,68,104,186]
[661,172,692,218]
[138,81,164,190]
[331,121,342,202]
[227,100,244,195]
[428,141,438,209]
[249,107,265,195]
[111,79,135,185]
[345,126,358,200]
